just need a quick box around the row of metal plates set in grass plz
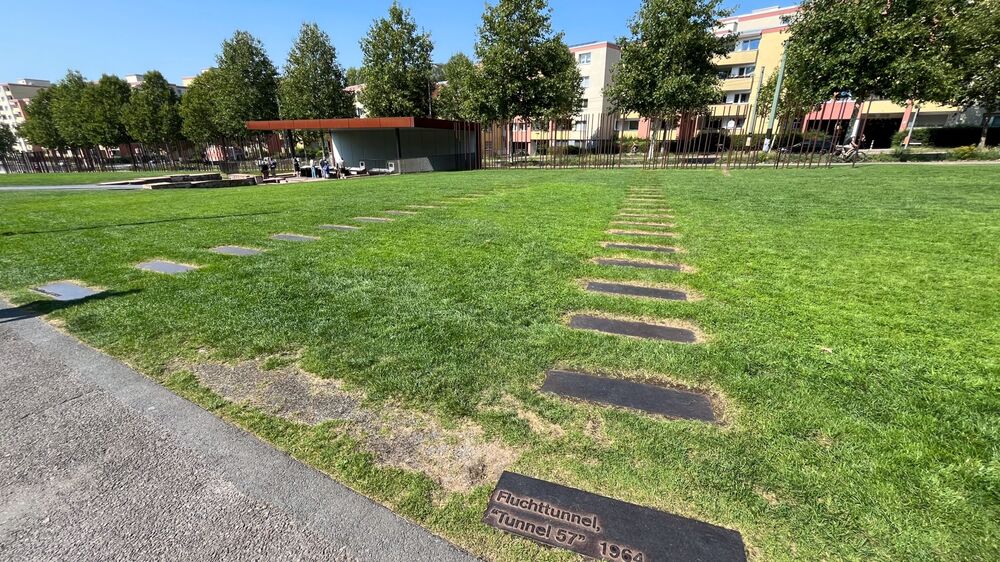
[481,189,745,561]
[30,190,746,561]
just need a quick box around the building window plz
[735,65,754,77]
[577,52,591,64]
[574,119,588,132]
[735,38,760,51]
[581,76,590,88]
[616,119,640,131]
[580,98,588,109]
[725,91,751,104]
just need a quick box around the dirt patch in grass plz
[489,394,566,438]
[187,359,518,491]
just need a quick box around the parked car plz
[779,140,833,154]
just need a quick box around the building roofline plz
[568,40,620,52]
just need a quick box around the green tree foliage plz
[358,2,434,117]
[122,71,182,146]
[784,0,959,105]
[946,0,999,147]
[345,66,363,86]
[434,53,476,120]
[179,70,222,143]
[279,23,354,120]
[80,74,132,147]
[0,125,16,154]
[470,0,581,123]
[214,30,279,138]
[606,0,734,120]
[18,87,65,151]
[50,70,92,148]
[755,68,821,118]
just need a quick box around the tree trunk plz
[979,111,992,149]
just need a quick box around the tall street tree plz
[783,0,961,133]
[605,0,734,131]
[947,0,999,147]
[214,31,279,138]
[0,125,16,155]
[470,0,582,124]
[180,69,222,143]
[434,53,476,120]
[81,74,132,148]
[358,2,434,117]
[279,22,354,120]
[122,71,182,147]
[18,87,65,152]
[50,70,93,149]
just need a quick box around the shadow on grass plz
[0,290,141,324]
[1,211,286,237]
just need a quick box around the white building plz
[1,79,51,152]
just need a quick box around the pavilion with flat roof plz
[245,117,481,174]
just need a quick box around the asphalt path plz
[0,300,475,561]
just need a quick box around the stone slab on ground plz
[271,234,320,242]
[0,300,474,562]
[594,258,683,271]
[211,246,263,256]
[568,314,697,343]
[136,260,198,274]
[32,281,102,301]
[585,281,688,301]
[483,472,745,561]
[542,370,715,422]
[319,225,361,231]
[353,217,393,223]
[601,243,677,253]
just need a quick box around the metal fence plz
[480,101,871,170]
[3,103,881,175]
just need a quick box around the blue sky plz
[2,0,791,85]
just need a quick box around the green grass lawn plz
[0,170,194,187]
[1,167,997,561]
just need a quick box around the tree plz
[345,66,363,86]
[50,70,92,149]
[606,0,733,124]
[213,30,279,138]
[784,0,959,115]
[81,74,132,148]
[123,71,182,146]
[279,23,354,120]
[755,68,822,118]
[180,69,222,143]
[18,87,65,151]
[358,2,434,117]
[470,0,582,124]
[0,125,16,155]
[946,0,999,148]
[434,53,476,120]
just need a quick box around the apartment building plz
[510,41,621,154]
[1,79,51,152]
[712,5,969,147]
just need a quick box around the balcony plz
[717,49,757,66]
[721,76,754,91]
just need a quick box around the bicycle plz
[833,144,868,163]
